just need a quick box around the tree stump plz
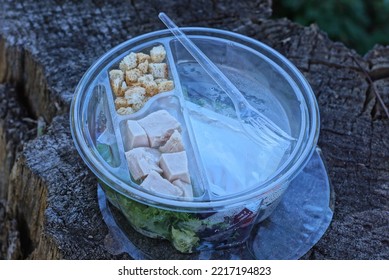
[0,0,388,259]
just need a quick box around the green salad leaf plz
[115,193,201,252]
[171,227,200,253]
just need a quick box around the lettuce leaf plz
[171,227,200,253]
[116,193,201,252]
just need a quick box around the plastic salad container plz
[70,28,320,254]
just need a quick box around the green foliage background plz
[272,0,389,54]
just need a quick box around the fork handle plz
[158,12,246,108]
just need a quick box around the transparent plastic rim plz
[70,28,320,212]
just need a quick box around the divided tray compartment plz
[94,38,211,202]
[167,36,297,219]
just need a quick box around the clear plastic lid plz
[70,28,319,212]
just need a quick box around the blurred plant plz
[272,0,389,54]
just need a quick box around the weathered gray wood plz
[0,84,37,259]
[250,19,389,259]
[0,0,388,259]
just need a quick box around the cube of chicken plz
[125,147,162,181]
[159,151,191,183]
[125,120,149,149]
[172,179,193,199]
[141,170,184,197]
[159,130,184,153]
[138,110,181,148]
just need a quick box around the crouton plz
[137,60,149,74]
[138,73,154,83]
[128,82,142,88]
[136,52,150,63]
[124,86,146,98]
[117,81,128,97]
[124,86,146,111]
[114,97,128,109]
[155,78,167,84]
[119,52,137,72]
[148,63,168,79]
[138,74,158,96]
[150,45,166,63]
[117,107,134,115]
[125,68,142,84]
[157,80,174,93]
[109,69,124,96]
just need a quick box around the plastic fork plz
[159,12,295,145]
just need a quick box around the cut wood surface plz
[0,0,388,259]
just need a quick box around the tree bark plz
[0,0,388,259]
